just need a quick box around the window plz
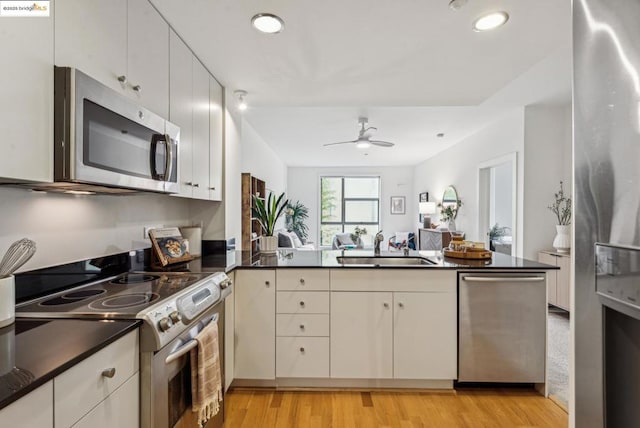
[320,176,380,246]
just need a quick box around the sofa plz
[277,230,316,250]
[331,233,364,250]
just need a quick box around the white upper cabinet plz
[127,0,169,117]
[209,76,223,201]
[191,58,211,200]
[55,0,128,93]
[169,29,193,198]
[56,0,169,115]
[0,8,53,182]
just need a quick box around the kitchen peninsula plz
[195,249,556,395]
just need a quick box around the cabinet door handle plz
[132,84,142,93]
[299,278,305,285]
[185,181,193,186]
[117,75,127,84]
[398,302,404,308]
[209,187,216,190]
[299,324,305,330]
[299,301,305,307]
[265,281,270,287]
[193,183,200,188]
[299,347,305,353]
[102,368,116,378]
[383,303,389,309]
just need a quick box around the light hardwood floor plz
[225,388,568,428]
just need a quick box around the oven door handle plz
[164,313,218,365]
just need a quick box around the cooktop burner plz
[39,289,107,306]
[110,273,159,284]
[89,292,160,310]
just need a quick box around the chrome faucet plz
[374,231,384,255]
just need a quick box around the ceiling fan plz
[323,117,395,149]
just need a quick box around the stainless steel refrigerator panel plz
[574,0,640,426]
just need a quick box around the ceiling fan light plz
[473,11,509,32]
[356,141,371,149]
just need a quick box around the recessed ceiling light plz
[473,11,509,32]
[251,13,284,34]
[234,90,248,111]
[437,133,445,138]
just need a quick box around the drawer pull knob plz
[299,347,305,353]
[299,301,305,307]
[398,302,404,308]
[299,324,305,330]
[299,278,305,284]
[102,368,116,378]
[265,281,270,287]
[117,75,127,84]
[132,84,142,93]
[383,303,389,309]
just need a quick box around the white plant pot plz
[260,235,278,254]
[553,224,571,253]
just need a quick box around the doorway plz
[478,153,517,256]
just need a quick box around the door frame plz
[477,152,518,256]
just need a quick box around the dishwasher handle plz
[462,276,545,282]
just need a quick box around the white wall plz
[413,109,526,255]
[241,120,287,196]
[0,187,191,271]
[287,166,415,246]
[523,104,573,259]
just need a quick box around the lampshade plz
[419,202,436,214]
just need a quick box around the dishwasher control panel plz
[596,243,640,311]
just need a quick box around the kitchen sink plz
[336,256,436,266]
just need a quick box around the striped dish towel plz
[190,319,223,426]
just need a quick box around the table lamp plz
[419,202,437,229]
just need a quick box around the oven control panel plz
[176,273,225,323]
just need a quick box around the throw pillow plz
[278,232,293,248]
[290,232,304,248]
[336,234,354,247]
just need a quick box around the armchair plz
[388,232,416,251]
[332,233,364,250]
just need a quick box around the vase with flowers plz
[548,181,572,253]
[438,199,463,231]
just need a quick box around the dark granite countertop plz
[192,250,558,271]
[0,318,140,410]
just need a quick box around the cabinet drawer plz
[277,269,330,291]
[277,291,329,314]
[276,337,329,378]
[277,314,329,337]
[55,330,139,428]
[72,374,139,428]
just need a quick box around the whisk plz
[0,238,37,278]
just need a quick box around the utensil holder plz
[0,275,15,328]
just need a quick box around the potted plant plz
[438,199,463,231]
[548,181,572,253]
[252,192,288,253]
[285,201,309,242]
[488,223,511,251]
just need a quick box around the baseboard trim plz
[231,378,453,390]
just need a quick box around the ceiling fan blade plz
[323,140,357,147]
[369,140,395,147]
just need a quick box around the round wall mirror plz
[441,185,459,219]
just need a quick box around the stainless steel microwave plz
[49,66,180,194]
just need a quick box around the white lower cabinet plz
[54,329,139,427]
[72,374,139,428]
[234,269,276,380]
[0,330,139,428]
[0,381,53,428]
[393,292,457,379]
[330,292,393,379]
[276,337,329,378]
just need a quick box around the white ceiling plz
[150,0,572,166]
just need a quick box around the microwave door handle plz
[150,134,162,180]
[163,134,173,182]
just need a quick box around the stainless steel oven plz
[52,66,180,193]
[141,299,225,428]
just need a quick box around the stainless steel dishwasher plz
[458,272,546,383]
